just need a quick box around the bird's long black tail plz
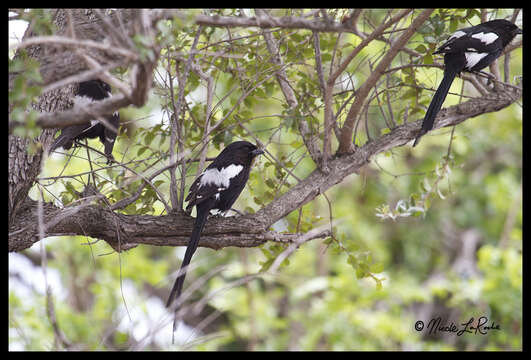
[49,133,69,153]
[413,68,458,147]
[166,202,211,311]
[49,126,84,154]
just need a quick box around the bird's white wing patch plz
[464,52,488,69]
[221,164,244,182]
[199,169,220,187]
[471,32,499,45]
[448,30,467,40]
[200,164,244,188]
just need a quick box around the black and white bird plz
[413,19,522,147]
[49,79,120,163]
[166,141,264,332]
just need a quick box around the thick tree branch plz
[8,197,326,253]
[256,84,521,224]
[10,35,138,60]
[35,94,130,129]
[9,84,520,253]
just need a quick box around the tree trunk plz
[8,9,128,228]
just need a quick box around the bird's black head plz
[495,19,522,34]
[485,19,522,45]
[217,141,264,165]
[77,80,112,101]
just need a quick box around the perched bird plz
[49,79,120,163]
[413,19,522,147]
[166,141,264,332]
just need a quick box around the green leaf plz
[415,44,427,53]
[144,131,155,146]
[423,54,434,65]
[223,131,233,144]
[347,254,358,267]
[265,178,276,189]
[370,262,384,274]
[137,146,149,157]
[424,35,437,44]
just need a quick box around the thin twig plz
[169,25,203,211]
[268,224,332,273]
[38,185,72,349]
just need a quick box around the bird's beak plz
[252,148,264,156]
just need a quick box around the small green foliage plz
[9,53,43,139]
[259,243,289,272]
[376,156,453,220]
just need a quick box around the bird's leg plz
[475,70,495,79]
[209,208,244,218]
[208,210,225,218]
[474,70,497,87]
[105,154,115,165]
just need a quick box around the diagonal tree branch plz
[337,9,433,154]
[256,9,322,166]
[9,84,521,253]
[328,9,413,86]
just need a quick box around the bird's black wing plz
[50,80,120,161]
[413,23,511,147]
[185,162,246,212]
[100,112,120,163]
[49,123,94,152]
[434,26,506,73]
